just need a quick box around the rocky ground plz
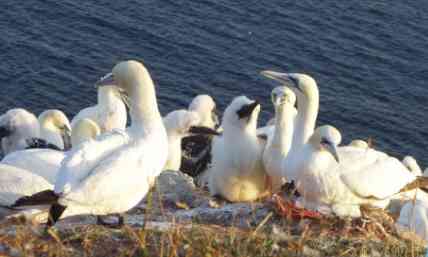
[0,170,426,257]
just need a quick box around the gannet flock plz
[0,60,427,240]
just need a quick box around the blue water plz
[1,0,427,166]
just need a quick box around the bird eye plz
[320,138,330,145]
[289,76,298,86]
[271,92,277,104]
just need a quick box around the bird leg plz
[262,175,273,198]
[273,194,322,219]
[97,214,125,229]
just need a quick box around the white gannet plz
[15,60,168,228]
[188,94,219,130]
[293,125,428,217]
[181,95,220,177]
[396,168,428,241]
[208,96,268,202]
[71,118,101,146]
[261,71,319,183]
[0,108,40,155]
[0,163,52,219]
[262,87,296,192]
[71,84,127,133]
[396,199,428,241]
[2,117,102,184]
[163,110,219,171]
[26,109,72,151]
[261,71,428,217]
[402,156,423,176]
[349,139,369,149]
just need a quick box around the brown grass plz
[0,213,426,257]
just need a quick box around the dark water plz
[1,1,427,166]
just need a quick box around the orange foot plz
[273,194,322,219]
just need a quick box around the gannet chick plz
[163,110,219,171]
[188,95,219,129]
[14,60,168,229]
[402,156,423,176]
[208,96,267,202]
[71,85,127,133]
[0,109,39,155]
[26,110,72,151]
[181,95,220,177]
[71,118,101,146]
[349,139,369,149]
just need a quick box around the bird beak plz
[62,125,72,151]
[261,70,289,82]
[95,72,115,88]
[188,126,221,136]
[236,101,260,119]
[0,126,12,139]
[325,144,340,163]
[212,109,220,128]
[261,70,302,93]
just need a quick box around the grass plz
[0,178,426,257]
[0,211,426,257]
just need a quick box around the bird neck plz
[98,86,120,108]
[293,87,319,149]
[272,103,294,157]
[40,125,63,148]
[128,80,163,132]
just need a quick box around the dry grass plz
[0,212,426,257]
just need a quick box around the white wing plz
[338,147,415,199]
[2,149,65,184]
[54,130,130,194]
[60,138,163,215]
[71,106,98,129]
[0,164,52,205]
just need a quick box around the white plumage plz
[208,96,267,202]
[163,110,200,171]
[37,109,71,150]
[49,60,167,224]
[2,115,103,184]
[188,94,219,129]
[0,108,39,155]
[71,85,127,133]
[262,87,296,192]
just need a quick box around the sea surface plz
[0,0,427,165]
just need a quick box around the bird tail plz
[399,176,428,194]
[12,190,59,207]
[46,203,67,229]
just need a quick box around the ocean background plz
[0,0,427,166]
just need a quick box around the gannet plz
[71,85,127,133]
[163,109,219,171]
[15,60,168,228]
[208,96,268,202]
[0,109,39,155]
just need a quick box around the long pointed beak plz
[188,126,221,136]
[261,70,292,84]
[0,126,12,139]
[62,126,72,150]
[325,144,340,163]
[95,72,115,88]
[212,109,220,128]
[237,101,260,119]
[261,70,302,93]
